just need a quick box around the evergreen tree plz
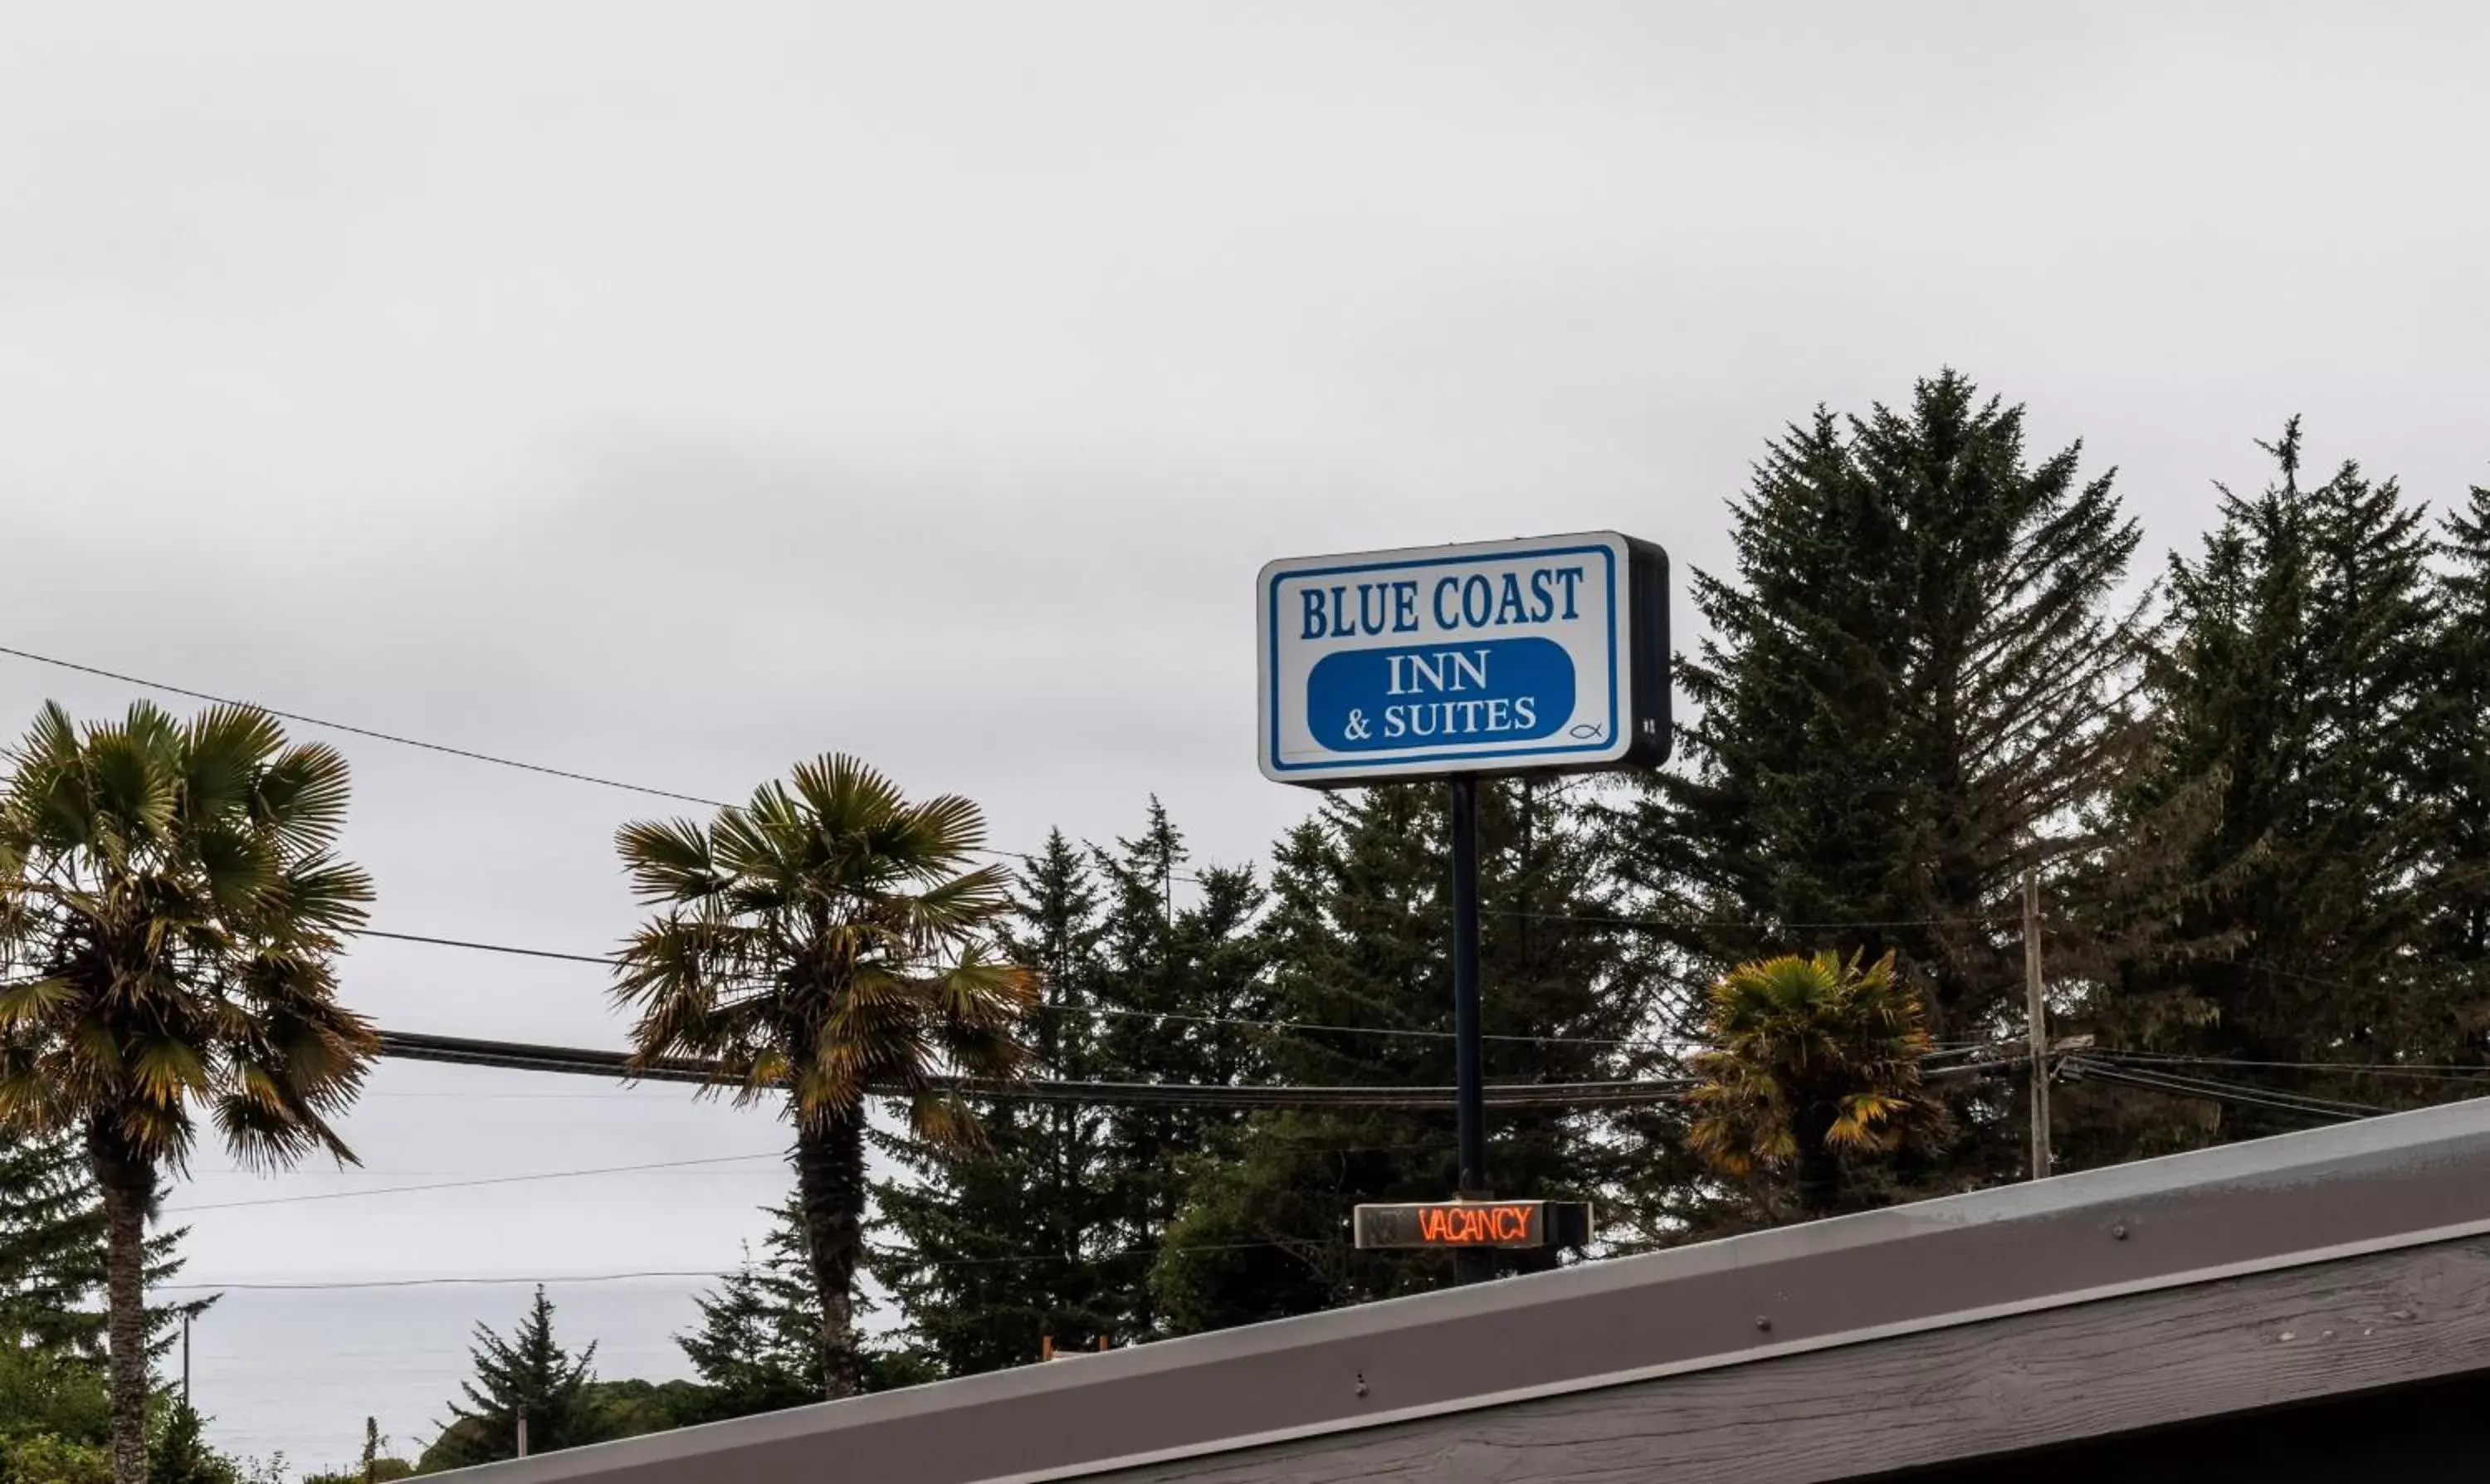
[0,1127,103,1357]
[2421,483,2490,1003]
[1151,779,1662,1331]
[876,806,1271,1357]
[676,1236,818,1421]
[681,1198,935,1418]
[1626,371,2161,1192]
[426,1287,598,1470]
[1089,804,1270,1340]
[872,831,1123,1376]
[2090,425,2448,1135]
[0,1128,212,1368]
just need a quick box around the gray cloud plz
[3,0,2485,1467]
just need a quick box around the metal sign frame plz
[1257,531,1670,788]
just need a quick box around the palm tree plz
[0,701,376,1484]
[1685,950,1944,1218]
[612,754,1034,1399]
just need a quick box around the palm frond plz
[251,740,355,852]
[79,728,178,852]
[181,704,288,817]
[615,818,725,904]
[0,976,74,1028]
[891,793,988,867]
[788,754,908,842]
[904,1091,986,1150]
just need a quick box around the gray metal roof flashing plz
[447,1092,2490,1483]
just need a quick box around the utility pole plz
[515,1404,529,1460]
[181,1311,192,1408]
[2024,871,2050,1181]
[1448,778,1492,1286]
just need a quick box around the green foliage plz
[144,1404,266,1484]
[297,1417,413,1484]
[674,1201,827,1418]
[0,701,378,1171]
[1087,805,1269,1332]
[613,754,1037,1398]
[298,1466,411,1484]
[678,1196,937,1419]
[2079,424,2454,1140]
[2421,483,2490,996]
[0,1345,111,1456]
[876,804,1277,1369]
[422,1287,598,1472]
[1631,371,2157,1140]
[1687,952,1946,1214]
[1149,780,1667,1333]
[0,700,374,1482]
[577,1379,712,1441]
[0,1126,216,1369]
[0,1433,110,1484]
[872,830,1126,1378]
[0,1128,101,1355]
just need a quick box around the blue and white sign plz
[1258,531,1671,786]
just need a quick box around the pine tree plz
[676,1237,818,1421]
[2092,424,2447,1134]
[1151,780,1663,1331]
[1086,803,1269,1341]
[2422,483,2490,999]
[426,1287,599,1470]
[682,1197,935,1416]
[1626,371,2161,1192]
[0,1129,212,1367]
[0,1128,102,1357]
[872,831,1122,1376]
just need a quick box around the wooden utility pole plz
[2024,871,2050,1180]
[180,1311,192,1408]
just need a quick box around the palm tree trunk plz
[1793,1102,1842,1219]
[87,1115,154,1484]
[790,1109,867,1401]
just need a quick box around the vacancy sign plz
[1258,531,1670,786]
[1352,1199,1595,1250]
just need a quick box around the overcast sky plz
[3,1,2485,1469]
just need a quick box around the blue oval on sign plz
[1307,638,1577,753]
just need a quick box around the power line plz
[0,641,2005,933]
[2093,1050,2490,1083]
[354,927,614,966]
[1510,907,2026,933]
[161,1151,785,1215]
[2,642,2079,946]
[0,642,1072,873]
[0,644,730,810]
[349,924,1690,1052]
[2061,1057,2388,1122]
[376,1028,1700,1110]
[156,1241,1297,1293]
[153,1270,726,1293]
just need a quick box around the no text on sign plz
[1352,1199,1594,1251]
[1259,532,1669,786]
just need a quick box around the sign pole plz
[1448,776,1492,1286]
[1262,531,1672,1280]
